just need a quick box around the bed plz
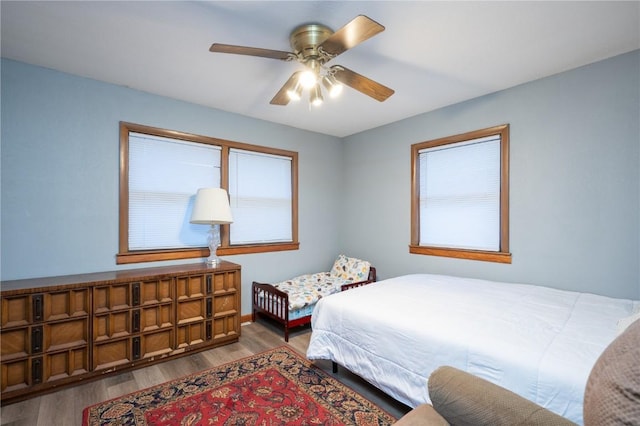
[252,255,377,341]
[306,273,639,425]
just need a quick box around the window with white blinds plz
[410,124,511,263]
[419,136,500,251]
[128,132,220,250]
[118,122,299,264]
[228,148,293,244]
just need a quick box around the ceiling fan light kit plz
[286,75,304,101]
[310,84,324,106]
[209,15,395,108]
[322,75,343,98]
[298,61,319,89]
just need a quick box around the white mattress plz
[306,274,638,425]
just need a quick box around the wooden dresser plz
[0,261,241,404]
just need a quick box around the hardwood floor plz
[0,321,412,425]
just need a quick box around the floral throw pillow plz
[330,254,371,282]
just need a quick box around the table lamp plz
[190,188,233,266]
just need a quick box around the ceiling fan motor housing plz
[289,24,333,62]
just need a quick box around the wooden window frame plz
[409,124,511,264]
[117,122,299,265]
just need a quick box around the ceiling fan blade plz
[270,72,301,105]
[331,66,394,102]
[319,15,384,57]
[209,43,292,60]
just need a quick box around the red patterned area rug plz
[82,346,397,425]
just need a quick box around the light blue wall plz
[342,50,640,299]
[0,59,344,315]
[3,50,639,313]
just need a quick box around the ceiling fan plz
[209,15,394,107]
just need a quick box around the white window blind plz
[228,148,292,244]
[419,135,501,251]
[128,132,220,250]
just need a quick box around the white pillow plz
[616,311,640,335]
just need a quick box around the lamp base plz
[206,224,222,266]
[206,258,221,267]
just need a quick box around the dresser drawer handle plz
[32,357,43,385]
[132,309,140,333]
[31,326,43,353]
[206,321,212,341]
[132,283,141,306]
[206,275,212,294]
[32,294,44,322]
[132,337,141,360]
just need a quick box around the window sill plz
[116,242,300,265]
[409,245,512,264]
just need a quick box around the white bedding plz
[306,274,639,425]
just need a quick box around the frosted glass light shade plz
[310,84,324,106]
[299,70,317,89]
[190,188,233,224]
[322,75,343,98]
[287,81,303,101]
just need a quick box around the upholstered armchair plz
[394,319,640,426]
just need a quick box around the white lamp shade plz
[190,188,233,224]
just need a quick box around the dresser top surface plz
[1,261,240,294]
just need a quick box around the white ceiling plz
[2,1,639,137]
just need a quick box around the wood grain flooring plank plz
[131,364,167,389]
[71,380,108,424]
[0,396,41,426]
[37,389,75,426]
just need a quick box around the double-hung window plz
[228,148,293,245]
[127,132,221,251]
[118,122,298,264]
[410,124,511,263]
